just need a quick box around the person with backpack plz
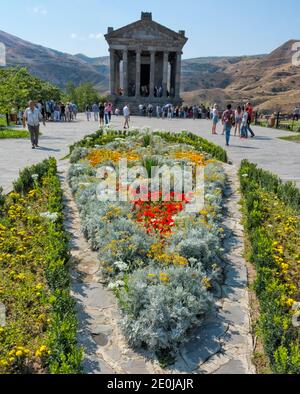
[222,104,235,146]
[246,102,255,137]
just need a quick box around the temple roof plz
[105,12,188,50]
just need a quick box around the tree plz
[0,67,62,124]
[64,81,77,104]
[64,82,103,111]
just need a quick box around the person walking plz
[123,104,130,129]
[139,104,144,116]
[107,102,113,122]
[293,106,300,121]
[222,104,235,146]
[65,103,71,122]
[211,104,219,134]
[53,103,60,122]
[156,105,162,119]
[234,105,243,136]
[167,105,173,120]
[92,103,99,122]
[60,103,66,122]
[192,105,198,120]
[72,103,78,120]
[85,104,92,121]
[23,101,45,149]
[147,104,153,118]
[104,102,110,126]
[99,102,105,127]
[246,102,255,137]
[240,109,249,139]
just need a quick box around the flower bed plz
[240,160,300,374]
[0,159,82,374]
[68,128,228,164]
[68,130,227,359]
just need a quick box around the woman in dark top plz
[99,103,105,127]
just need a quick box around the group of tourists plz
[211,102,255,146]
[85,102,113,126]
[42,101,78,122]
[138,103,212,120]
[17,101,78,125]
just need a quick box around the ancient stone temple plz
[105,12,188,113]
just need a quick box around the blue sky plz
[0,0,298,59]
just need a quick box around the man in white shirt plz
[23,101,45,149]
[123,104,130,129]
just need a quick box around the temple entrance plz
[141,64,150,96]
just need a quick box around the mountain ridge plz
[0,29,299,111]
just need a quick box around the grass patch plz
[279,134,300,143]
[0,129,29,139]
[0,117,7,127]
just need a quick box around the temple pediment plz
[105,13,188,48]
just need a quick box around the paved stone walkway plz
[60,160,255,375]
[111,116,300,188]
[1,115,299,192]
[0,116,99,193]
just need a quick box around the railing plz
[254,112,300,132]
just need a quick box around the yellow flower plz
[15,350,23,357]
[35,345,48,358]
[202,277,212,290]
[159,273,170,283]
[286,298,295,308]
[16,273,26,281]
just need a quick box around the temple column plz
[175,51,182,99]
[123,49,128,97]
[115,55,120,95]
[135,50,141,97]
[163,51,169,98]
[149,51,156,98]
[109,49,116,95]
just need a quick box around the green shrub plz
[68,128,228,163]
[0,158,82,374]
[239,161,300,374]
[240,160,300,212]
[118,266,213,355]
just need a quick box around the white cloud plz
[70,33,78,39]
[88,33,104,40]
[32,6,48,15]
